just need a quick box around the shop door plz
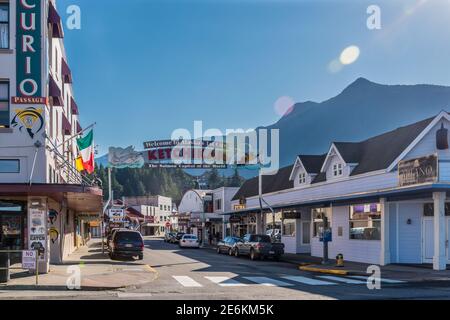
[301,221,311,245]
[422,218,434,263]
[0,213,25,264]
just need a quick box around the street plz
[5,236,450,300]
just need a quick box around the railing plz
[0,250,39,285]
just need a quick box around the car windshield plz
[184,235,197,240]
[250,235,271,243]
[115,232,142,242]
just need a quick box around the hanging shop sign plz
[108,209,125,222]
[29,207,47,261]
[398,154,438,187]
[13,0,45,103]
[229,215,242,224]
[282,211,302,220]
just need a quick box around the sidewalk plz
[283,254,450,283]
[0,239,157,291]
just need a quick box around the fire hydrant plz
[336,254,344,267]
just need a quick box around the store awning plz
[48,2,64,38]
[221,183,450,216]
[49,75,63,106]
[0,183,103,214]
[61,59,73,83]
[62,113,71,135]
[71,97,79,115]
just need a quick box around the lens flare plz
[274,96,295,117]
[339,46,360,65]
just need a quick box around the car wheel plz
[234,248,239,257]
[273,255,281,262]
[228,248,233,256]
[217,247,221,254]
[250,249,258,261]
[110,253,115,260]
[139,254,144,260]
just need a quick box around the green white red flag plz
[76,130,95,174]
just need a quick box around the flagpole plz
[53,122,97,150]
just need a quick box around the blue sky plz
[57,0,450,155]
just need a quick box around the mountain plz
[266,77,450,167]
[96,78,450,186]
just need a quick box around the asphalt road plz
[4,237,450,300]
[127,237,450,300]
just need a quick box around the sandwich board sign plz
[22,250,36,270]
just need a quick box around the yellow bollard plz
[336,254,344,267]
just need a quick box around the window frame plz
[298,172,306,184]
[0,3,10,50]
[349,204,381,241]
[0,80,10,128]
[282,219,296,237]
[0,159,20,173]
[312,208,332,238]
[333,163,343,177]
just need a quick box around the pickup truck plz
[234,234,285,261]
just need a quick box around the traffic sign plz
[22,250,36,270]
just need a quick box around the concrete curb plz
[299,265,366,276]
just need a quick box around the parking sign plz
[22,250,36,270]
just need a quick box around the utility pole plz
[101,167,112,254]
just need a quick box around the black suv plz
[109,230,144,260]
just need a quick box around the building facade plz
[226,112,450,271]
[177,188,239,243]
[0,0,102,272]
[123,195,172,235]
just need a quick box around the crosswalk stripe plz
[349,276,405,284]
[173,276,203,287]
[282,276,337,286]
[318,276,366,284]
[243,277,294,287]
[205,276,248,287]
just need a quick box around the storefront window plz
[312,208,331,237]
[282,219,296,237]
[349,204,381,240]
[423,203,450,216]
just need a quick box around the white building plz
[0,0,102,272]
[124,195,172,235]
[178,187,239,243]
[227,112,450,271]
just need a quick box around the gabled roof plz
[232,165,294,200]
[298,155,327,173]
[316,116,435,178]
[233,112,445,196]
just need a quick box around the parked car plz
[164,232,176,243]
[234,234,285,261]
[171,232,186,244]
[179,234,200,248]
[109,230,144,260]
[216,237,241,256]
[107,228,124,250]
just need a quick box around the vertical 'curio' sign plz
[15,0,43,103]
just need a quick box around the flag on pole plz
[76,130,95,174]
[75,157,85,172]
